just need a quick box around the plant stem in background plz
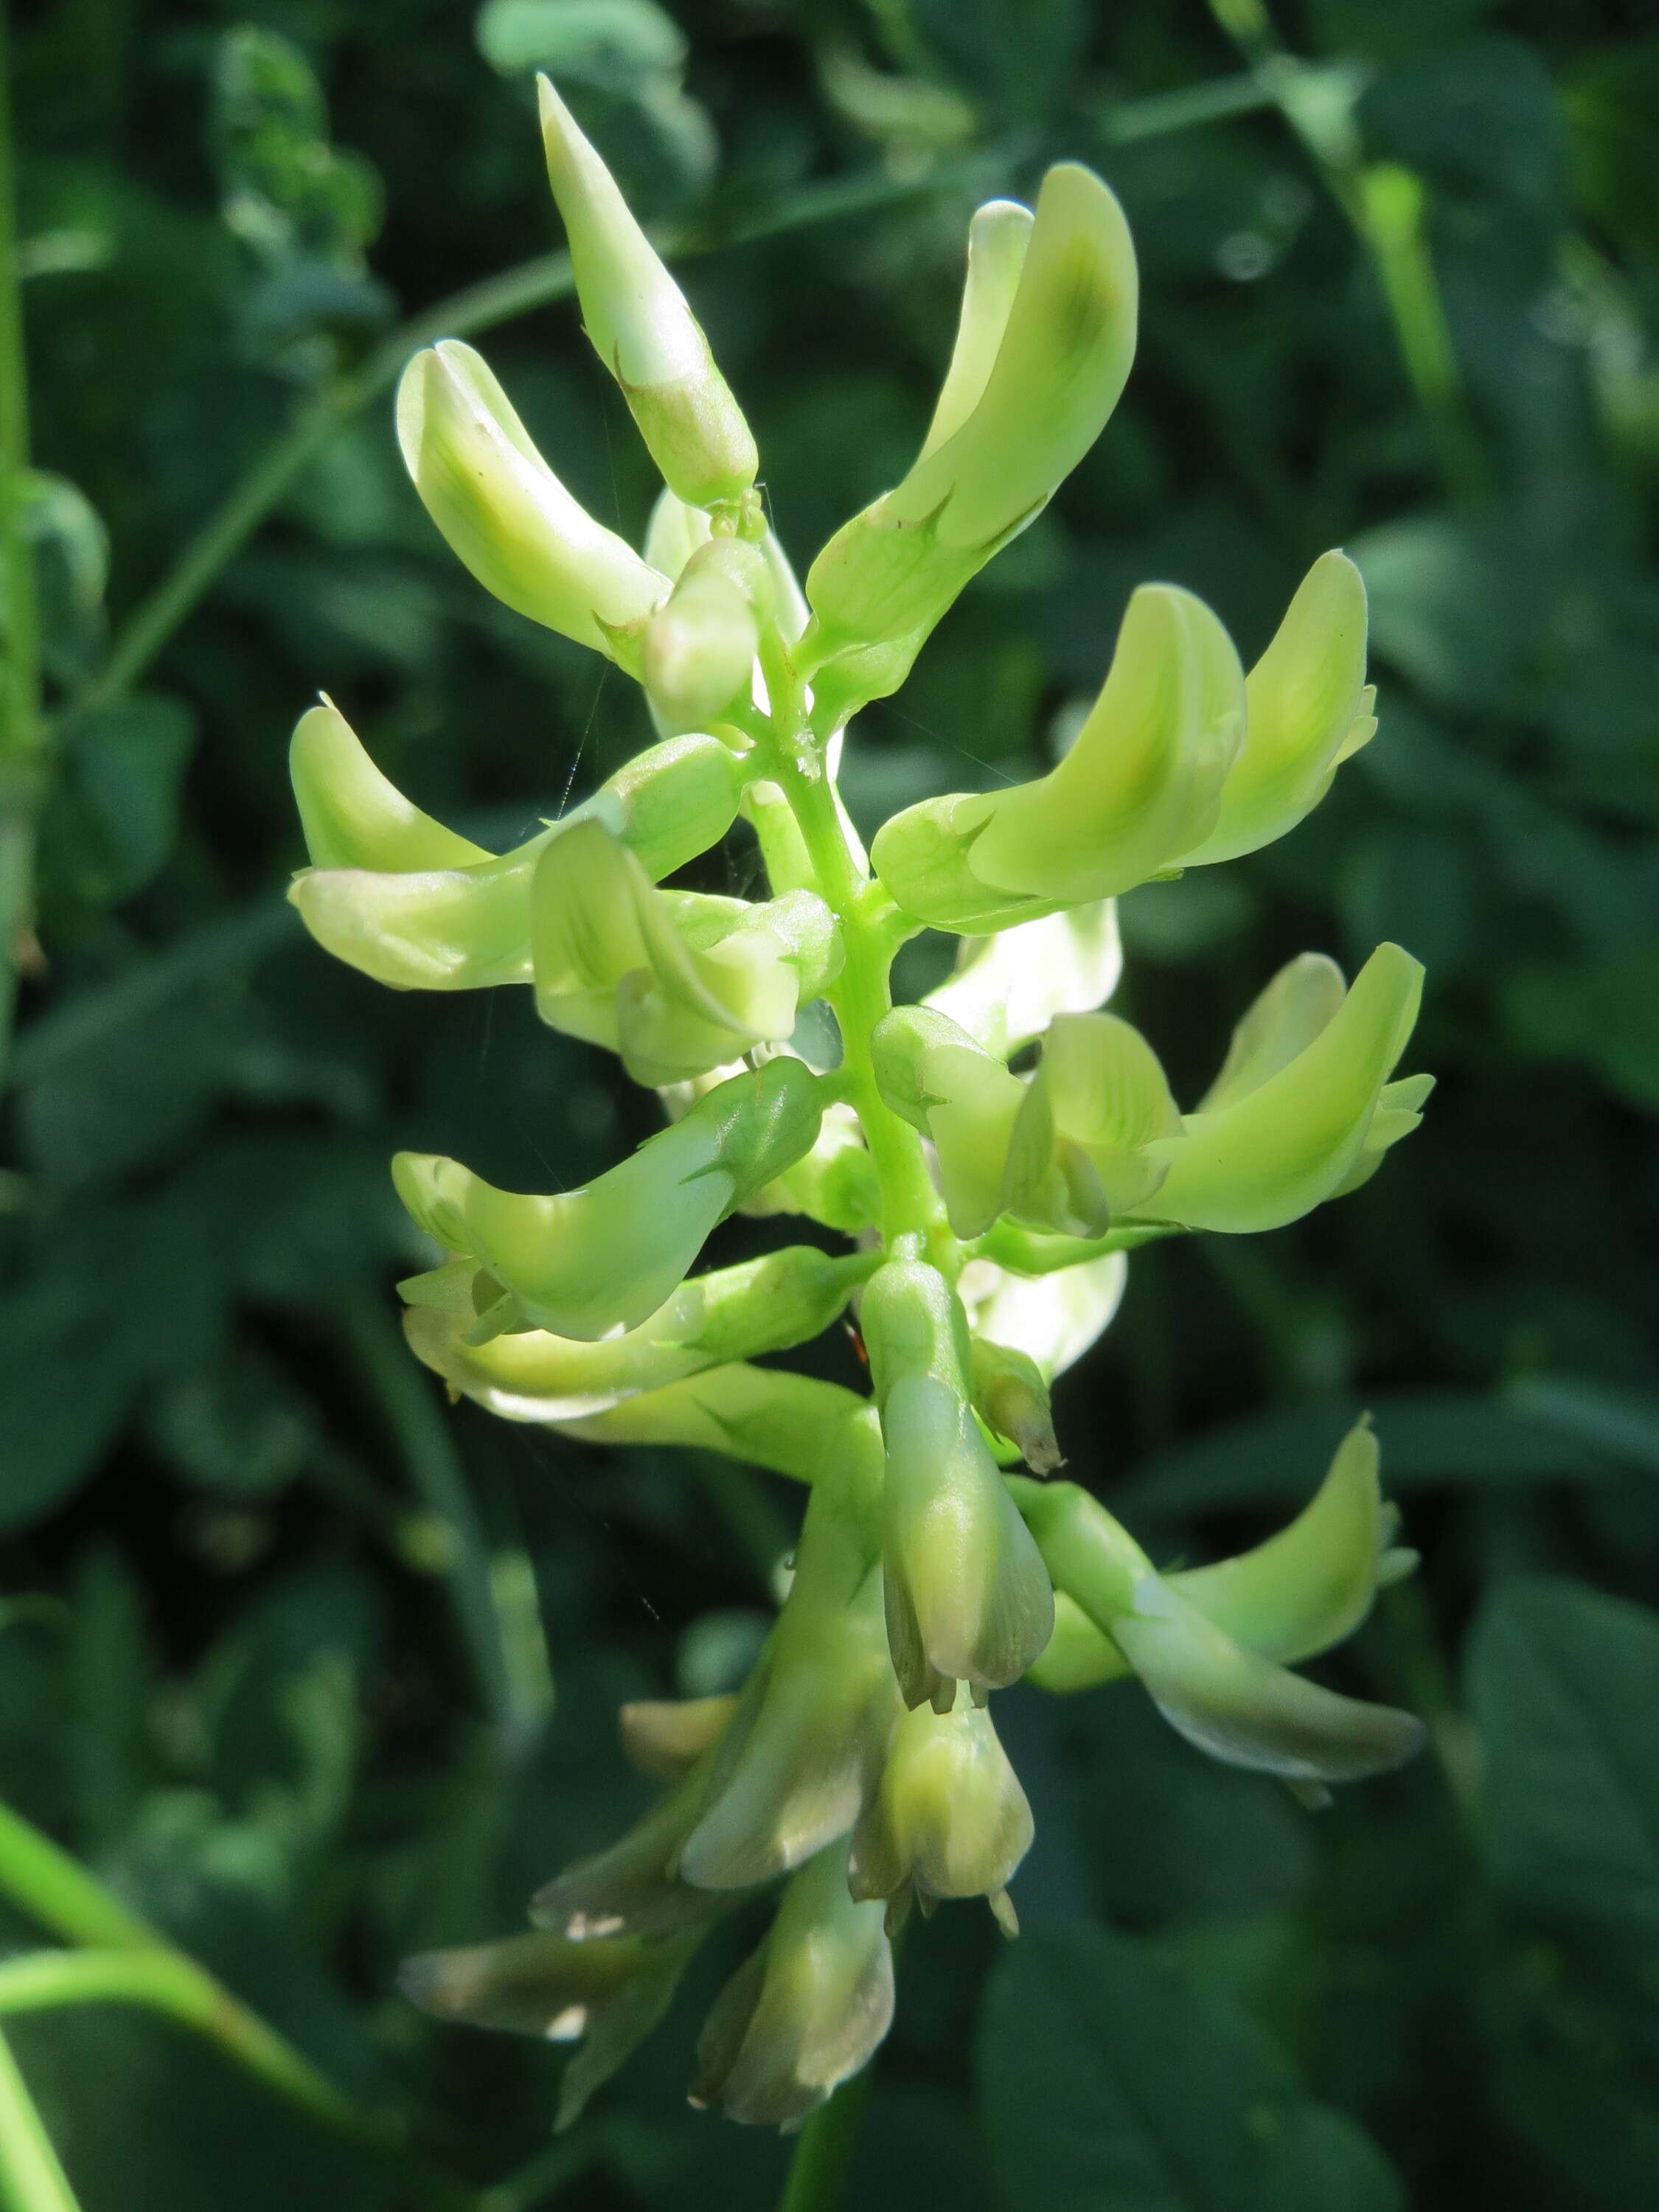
[0,0,43,1093]
[0,2028,80,2212]
[1205,0,1484,500]
[341,1298,554,1757]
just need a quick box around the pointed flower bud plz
[289,728,742,991]
[676,1454,899,1890]
[1015,1478,1425,1781]
[1026,1416,1415,1693]
[848,1683,1033,1910]
[870,1006,1026,1238]
[871,584,1243,931]
[402,1244,872,1419]
[397,339,669,664]
[860,1260,1054,1709]
[529,820,841,1085]
[643,538,771,734]
[970,1338,1062,1475]
[1004,1010,1185,1236]
[1137,942,1427,1233]
[290,696,487,871]
[1175,552,1377,867]
[925,898,1121,1057]
[804,166,1136,659]
[392,1059,824,1340]
[689,1837,894,2129]
[619,1695,739,1784]
[537,76,757,511]
[400,1925,700,2132]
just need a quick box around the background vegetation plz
[2,1,1658,2206]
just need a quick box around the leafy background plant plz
[1,1,1658,2206]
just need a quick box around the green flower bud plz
[959,1249,1127,1382]
[861,1260,1054,1709]
[689,1837,894,2129]
[1003,1010,1185,1237]
[619,1695,739,1784]
[400,1925,700,2132]
[1015,1478,1424,1781]
[731,1100,880,1237]
[870,1006,1026,1237]
[402,1245,871,1419]
[643,538,771,734]
[645,487,809,644]
[529,819,841,1085]
[288,731,744,992]
[970,1338,1062,1475]
[677,1455,899,1889]
[870,584,1243,931]
[1175,552,1377,867]
[804,166,1136,658]
[290,696,487,871]
[1136,942,1426,1233]
[392,1059,824,1340]
[532,1760,743,1945]
[396,339,669,664]
[537,75,758,511]
[848,1683,1033,1913]
[925,898,1120,1057]
[1026,1416,1414,1694]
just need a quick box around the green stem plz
[1203,0,1484,501]
[0,0,42,1093]
[776,2069,871,2212]
[0,2027,79,2212]
[340,1298,552,1756]
[0,1801,163,1955]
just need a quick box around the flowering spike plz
[396,339,669,663]
[688,1837,894,2129]
[861,1260,1053,1708]
[537,75,757,511]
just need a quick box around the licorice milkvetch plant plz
[287,79,1431,2135]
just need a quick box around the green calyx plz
[283,91,1436,2133]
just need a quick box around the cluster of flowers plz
[288,79,1430,2132]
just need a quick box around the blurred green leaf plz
[1469,1577,1659,1976]
[36,696,195,909]
[978,1920,1404,2212]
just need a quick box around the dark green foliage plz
[2,1,1658,2205]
